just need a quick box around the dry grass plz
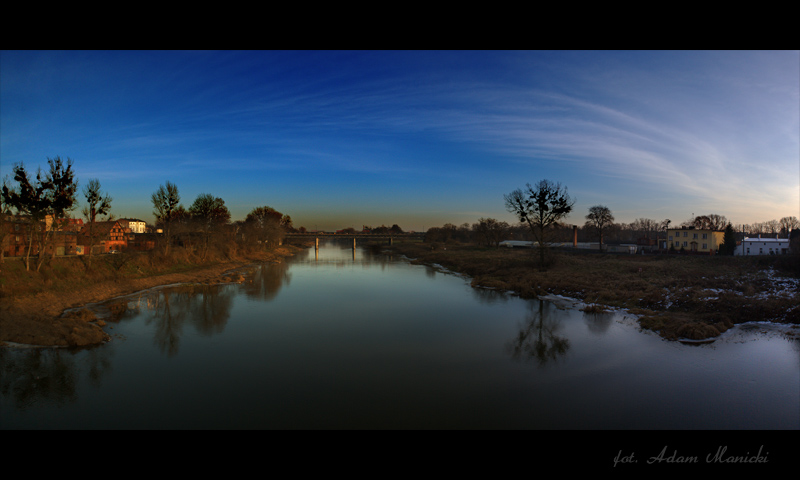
[0,240,312,347]
[390,243,800,341]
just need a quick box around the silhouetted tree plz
[43,156,78,264]
[779,216,799,237]
[81,178,113,268]
[189,193,230,260]
[151,181,181,255]
[505,180,574,268]
[721,223,737,255]
[244,206,287,249]
[2,163,50,270]
[473,217,510,247]
[585,205,614,250]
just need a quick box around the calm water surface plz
[2,240,798,429]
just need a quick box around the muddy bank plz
[388,243,800,341]
[0,246,308,348]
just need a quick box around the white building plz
[119,218,147,234]
[735,236,790,256]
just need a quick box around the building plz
[118,218,147,234]
[79,220,128,254]
[45,214,84,232]
[735,236,791,256]
[667,227,724,254]
[3,214,81,257]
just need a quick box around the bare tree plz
[151,181,181,255]
[81,178,113,268]
[189,193,231,260]
[631,217,659,242]
[706,214,729,231]
[1,163,50,271]
[244,206,288,250]
[779,216,799,237]
[763,219,780,235]
[43,156,78,264]
[473,217,510,247]
[584,205,615,249]
[684,214,728,230]
[505,180,574,268]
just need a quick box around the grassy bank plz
[0,240,312,348]
[387,242,800,341]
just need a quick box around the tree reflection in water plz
[136,284,236,356]
[241,262,291,301]
[0,347,83,411]
[506,299,570,366]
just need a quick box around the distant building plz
[667,227,724,254]
[735,236,791,256]
[118,218,147,234]
[45,215,84,232]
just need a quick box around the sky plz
[1,50,798,232]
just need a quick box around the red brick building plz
[79,220,128,254]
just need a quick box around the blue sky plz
[2,50,798,232]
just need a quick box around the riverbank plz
[386,242,800,341]
[0,243,310,348]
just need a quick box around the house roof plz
[742,237,788,243]
[80,220,123,236]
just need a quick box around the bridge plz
[286,232,425,239]
[285,232,425,249]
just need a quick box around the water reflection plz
[582,311,615,335]
[506,299,570,366]
[470,286,511,306]
[242,262,291,301]
[105,284,237,356]
[0,346,110,411]
[3,241,799,430]
[303,238,398,270]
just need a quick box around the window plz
[668,236,673,242]
[702,233,707,239]
[683,232,688,237]
[683,241,687,247]
[702,243,708,249]
[693,233,698,239]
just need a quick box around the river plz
[1,239,798,430]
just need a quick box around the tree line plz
[1,157,298,271]
[423,179,799,268]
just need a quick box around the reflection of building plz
[667,227,724,253]
[735,236,790,256]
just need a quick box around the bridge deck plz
[286,232,424,238]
